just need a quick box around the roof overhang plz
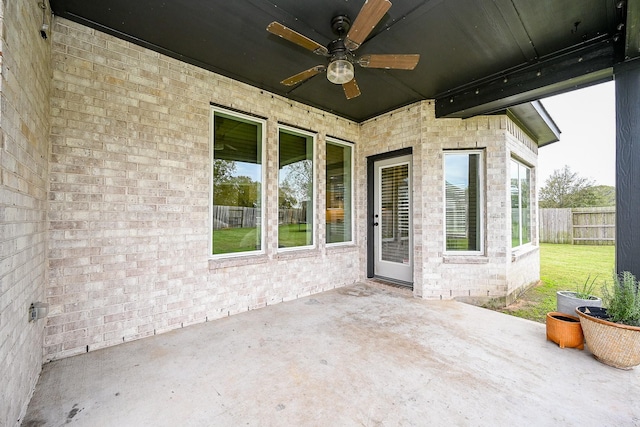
[48,0,632,123]
[506,101,561,147]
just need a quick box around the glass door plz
[373,155,413,284]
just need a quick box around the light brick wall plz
[420,110,514,300]
[357,104,424,288]
[44,16,541,361]
[46,18,361,361]
[505,119,540,299]
[359,101,540,301]
[0,0,51,425]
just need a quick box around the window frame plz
[277,124,317,252]
[209,106,266,259]
[325,137,355,247]
[442,149,485,255]
[511,158,532,249]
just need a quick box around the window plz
[444,151,483,253]
[211,109,264,256]
[278,127,315,249]
[326,139,353,245]
[511,159,531,247]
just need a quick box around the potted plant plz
[546,311,584,350]
[556,274,602,317]
[576,271,640,369]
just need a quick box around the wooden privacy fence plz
[540,207,615,245]
[212,206,261,229]
[212,205,306,229]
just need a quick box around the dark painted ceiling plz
[49,0,638,122]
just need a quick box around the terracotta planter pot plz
[546,312,584,350]
[556,291,601,317]
[576,306,640,370]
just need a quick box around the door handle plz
[373,222,379,226]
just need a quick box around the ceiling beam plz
[435,38,617,118]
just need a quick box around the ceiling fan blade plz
[345,0,392,51]
[281,65,326,86]
[267,22,328,56]
[342,78,361,99]
[358,54,420,70]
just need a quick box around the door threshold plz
[370,276,414,291]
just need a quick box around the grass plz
[500,243,615,323]
[278,223,312,248]
[212,224,311,254]
[212,227,260,254]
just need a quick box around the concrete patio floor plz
[23,283,640,426]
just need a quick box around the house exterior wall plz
[359,103,540,304]
[42,16,540,362]
[505,120,540,301]
[45,18,361,361]
[0,0,52,425]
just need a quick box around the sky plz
[538,81,616,187]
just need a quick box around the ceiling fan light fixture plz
[326,59,354,84]
[267,0,419,99]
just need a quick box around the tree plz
[278,182,298,209]
[213,159,236,184]
[539,165,615,208]
[280,159,312,208]
[213,160,237,206]
[230,175,258,208]
[587,185,616,207]
[213,160,262,207]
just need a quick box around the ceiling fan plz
[266,0,420,100]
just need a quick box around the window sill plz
[511,244,538,262]
[326,243,359,253]
[208,253,268,270]
[275,248,320,260]
[443,255,489,264]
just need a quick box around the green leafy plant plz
[602,271,640,327]
[575,274,599,299]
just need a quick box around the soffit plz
[49,0,629,122]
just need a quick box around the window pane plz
[511,160,521,247]
[381,163,410,262]
[445,153,481,251]
[520,164,531,245]
[326,141,352,244]
[279,130,313,248]
[511,159,531,248]
[212,113,262,255]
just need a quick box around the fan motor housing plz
[331,15,351,36]
[328,39,349,60]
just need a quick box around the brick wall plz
[357,104,424,289]
[0,0,51,425]
[505,120,540,299]
[424,112,514,300]
[359,101,539,302]
[46,18,361,361]
[45,15,541,361]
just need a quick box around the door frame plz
[366,147,413,281]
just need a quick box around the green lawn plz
[212,224,311,254]
[212,227,260,254]
[277,223,312,248]
[501,243,615,323]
